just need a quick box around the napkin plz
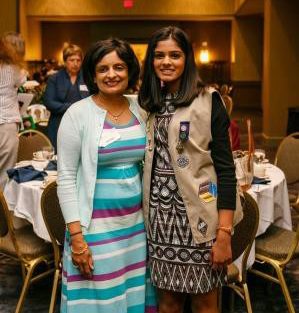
[44,160,57,171]
[7,165,47,183]
[252,176,271,185]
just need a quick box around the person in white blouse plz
[0,32,27,189]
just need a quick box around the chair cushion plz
[255,225,299,261]
[0,225,53,260]
[227,263,240,284]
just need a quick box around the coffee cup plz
[254,163,266,177]
[33,151,44,160]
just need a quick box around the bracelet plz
[70,230,82,237]
[217,226,233,235]
[71,242,89,255]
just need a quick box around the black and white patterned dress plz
[148,94,226,294]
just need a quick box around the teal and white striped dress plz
[61,115,156,313]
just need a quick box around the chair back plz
[231,192,259,281]
[18,129,52,162]
[222,94,233,116]
[0,191,10,237]
[0,190,21,256]
[275,132,299,184]
[41,181,65,260]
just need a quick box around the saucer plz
[33,157,47,162]
[45,170,57,177]
[254,175,269,179]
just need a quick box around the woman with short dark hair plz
[139,26,243,313]
[57,38,156,313]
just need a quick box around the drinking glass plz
[42,146,55,160]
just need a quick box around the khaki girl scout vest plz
[142,90,243,244]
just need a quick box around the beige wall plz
[41,20,231,64]
[184,21,231,62]
[263,0,299,139]
[26,0,235,19]
[231,17,263,81]
[0,0,17,35]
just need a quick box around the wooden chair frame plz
[0,190,54,313]
[225,192,260,313]
[17,129,52,162]
[249,223,299,313]
[274,132,299,211]
[41,181,65,313]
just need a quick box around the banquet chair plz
[224,192,259,313]
[249,223,299,313]
[222,94,234,117]
[17,129,52,162]
[274,132,299,213]
[0,190,54,313]
[41,181,65,313]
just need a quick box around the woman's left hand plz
[211,231,232,270]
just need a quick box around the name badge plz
[79,84,88,92]
[99,128,121,147]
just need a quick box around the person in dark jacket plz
[44,43,89,151]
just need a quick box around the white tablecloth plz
[4,163,292,257]
[4,179,50,241]
[235,163,292,269]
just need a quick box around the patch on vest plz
[197,218,208,236]
[177,155,189,168]
[198,181,217,203]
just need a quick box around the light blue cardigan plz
[57,95,145,228]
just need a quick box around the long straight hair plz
[139,26,204,112]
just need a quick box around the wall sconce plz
[199,41,210,64]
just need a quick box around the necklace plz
[95,94,127,122]
[107,107,127,122]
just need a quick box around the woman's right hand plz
[71,236,94,279]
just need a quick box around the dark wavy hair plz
[139,26,204,112]
[82,38,140,94]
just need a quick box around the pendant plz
[177,155,189,168]
[176,140,184,154]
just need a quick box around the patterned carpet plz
[0,251,298,312]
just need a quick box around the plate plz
[33,157,47,162]
[254,175,269,179]
[15,161,32,168]
[46,170,57,176]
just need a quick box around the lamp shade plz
[199,41,210,64]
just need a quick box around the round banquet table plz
[235,163,292,269]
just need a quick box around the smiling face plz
[94,50,129,96]
[65,53,82,76]
[153,38,186,92]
